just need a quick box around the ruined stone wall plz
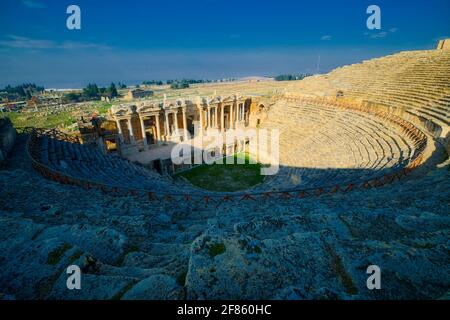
[249,97,272,127]
[437,39,450,50]
[131,115,143,142]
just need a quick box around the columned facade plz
[109,95,255,170]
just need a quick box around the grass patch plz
[174,153,264,192]
[4,101,112,130]
[6,111,76,129]
[325,243,358,295]
[68,250,84,264]
[110,281,137,300]
[92,102,113,115]
[47,243,72,265]
[208,243,226,258]
[176,270,188,286]
[253,245,262,254]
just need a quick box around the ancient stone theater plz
[0,41,449,300]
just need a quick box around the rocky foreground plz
[0,135,449,300]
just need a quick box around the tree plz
[82,83,100,99]
[101,83,118,99]
[274,73,312,81]
[170,80,190,89]
[110,82,118,98]
[0,83,44,102]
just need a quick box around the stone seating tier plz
[288,49,450,137]
[252,99,422,191]
[34,97,422,194]
[38,134,189,193]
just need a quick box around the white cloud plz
[22,0,46,9]
[321,35,332,41]
[0,35,110,50]
[370,32,387,39]
[365,28,397,40]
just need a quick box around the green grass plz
[47,243,72,265]
[208,243,226,258]
[174,153,264,192]
[68,250,84,264]
[91,101,113,115]
[110,281,138,300]
[4,101,113,130]
[325,243,358,296]
[6,111,76,129]
[176,270,188,286]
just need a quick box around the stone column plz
[116,120,123,135]
[207,106,211,129]
[230,104,234,129]
[220,105,225,132]
[140,116,147,146]
[198,106,204,137]
[235,103,239,124]
[240,103,243,122]
[173,111,179,135]
[155,114,161,144]
[116,119,123,143]
[182,107,188,141]
[236,103,241,123]
[164,111,170,139]
[215,106,219,128]
[127,117,135,143]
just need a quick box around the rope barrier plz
[222,195,233,201]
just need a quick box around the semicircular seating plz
[255,99,422,191]
[32,96,426,195]
[30,48,449,195]
[288,49,450,138]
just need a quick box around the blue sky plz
[0,0,449,88]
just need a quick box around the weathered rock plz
[36,224,127,264]
[185,229,346,299]
[122,274,183,300]
[48,273,138,300]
